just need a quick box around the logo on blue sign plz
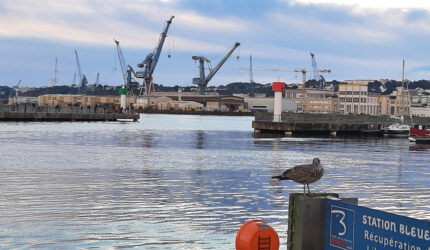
[329,205,355,249]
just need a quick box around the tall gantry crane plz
[192,42,240,95]
[114,39,137,94]
[74,49,88,90]
[310,52,330,89]
[136,16,174,96]
[114,39,129,87]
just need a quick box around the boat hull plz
[409,127,430,144]
[382,129,410,137]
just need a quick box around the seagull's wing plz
[281,168,292,178]
[286,163,317,183]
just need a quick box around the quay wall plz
[255,112,430,126]
[0,111,138,121]
[253,113,430,135]
[0,105,138,121]
[139,109,254,116]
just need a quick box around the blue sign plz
[325,199,430,250]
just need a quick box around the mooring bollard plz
[287,193,358,250]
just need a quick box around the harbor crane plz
[192,42,240,95]
[237,55,255,97]
[114,39,133,87]
[74,49,88,91]
[136,15,174,96]
[114,39,137,94]
[114,39,128,86]
[310,52,329,89]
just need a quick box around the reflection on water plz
[409,144,430,151]
[0,114,429,248]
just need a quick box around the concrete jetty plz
[252,113,430,136]
[0,105,139,122]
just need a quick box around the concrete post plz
[287,193,358,250]
[272,82,285,123]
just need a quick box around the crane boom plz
[73,49,87,90]
[114,39,128,86]
[192,42,240,95]
[74,50,82,82]
[149,15,174,76]
[310,52,330,89]
[205,42,240,84]
[310,52,320,80]
[136,15,174,95]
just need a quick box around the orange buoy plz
[235,220,279,250]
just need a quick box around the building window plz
[346,91,352,95]
[353,98,359,102]
[361,98,366,102]
[347,105,351,113]
[361,91,367,95]
[346,98,352,102]
[353,91,359,95]
[340,104,344,109]
[339,97,345,102]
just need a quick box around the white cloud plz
[268,12,397,43]
[289,0,430,10]
[0,0,244,53]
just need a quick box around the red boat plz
[409,126,430,143]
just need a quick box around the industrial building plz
[284,89,337,113]
[37,94,136,108]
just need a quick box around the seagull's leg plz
[303,184,306,195]
[307,184,311,195]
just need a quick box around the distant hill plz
[2,79,430,103]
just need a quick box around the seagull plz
[272,158,324,195]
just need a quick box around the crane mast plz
[192,42,240,95]
[136,15,174,96]
[51,57,58,87]
[249,55,254,97]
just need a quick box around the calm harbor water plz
[1,114,430,249]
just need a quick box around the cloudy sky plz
[2,0,430,88]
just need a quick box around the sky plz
[2,0,430,88]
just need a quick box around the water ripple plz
[0,115,429,248]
